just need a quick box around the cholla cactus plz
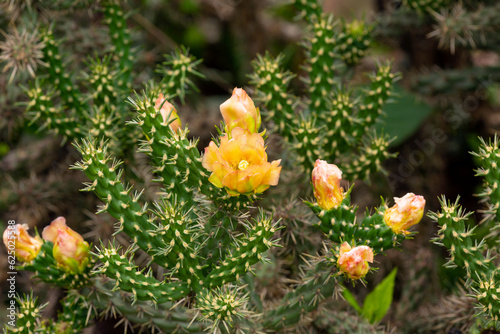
[429,136,500,329]
[250,0,396,180]
[4,86,426,333]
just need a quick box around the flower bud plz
[312,159,344,210]
[155,93,181,132]
[42,217,90,274]
[337,242,374,280]
[383,193,425,234]
[3,224,42,262]
[220,87,261,134]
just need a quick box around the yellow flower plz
[3,224,42,262]
[220,88,261,134]
[42,217,90,274]
[155,93,181,132]
[383,193,425,234]
[202,127,281,196]
[311,159,344,210]
[337,242,374,280]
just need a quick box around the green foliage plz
[351,267,397,324]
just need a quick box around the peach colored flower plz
[155,93,181,132]
[312,159,344,210]
[202,127,281,196]
[3,224,42,262]
[337,242,374,280]
[42,217,90,274]
[220,88,261,134]
[383,193,425,234]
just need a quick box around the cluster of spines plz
[205,214,280,288]
[25,81,81,141]
[336,19,372,66]
[94,244,191,303]
[56,293,90,333]
[156,47,204,103]
[196,287,248,330]
[429,196,499,323]
[306,192,406,254]
[102,1,133,93]
[4,293,46,334]
[249,53,299,140]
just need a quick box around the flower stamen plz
[238,160,249,170]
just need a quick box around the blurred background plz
[1,0,499,332]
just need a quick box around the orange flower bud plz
[220,88,261,134]
[42,217,90,274]
[202,127,281,196]
[312,159,344,210]
[3,224,42,262]
[383,193,425,234]
[337,242,374,280]
[155,93,181,132]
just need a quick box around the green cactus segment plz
[263,260,339,330]
[102,1,133,93]
[22,242,92,289]
[305,14,338,117]
[197,287,248,329]
[130,95,205,208]
[430,196,495,277]
[294,0,322,23]
[40,28,84,114]
[201,212,237,271]
[292,117,324,174]
[206,214,280,288]
[357,63,396,134]
[56,293,90,334]
[344,133,396,181]
[249,53,299,140]
[429,196,499,323]
[306,194,406,254]
[4,293,46,334]
[157,47,204,103]
[95,244,191,303]
[72,139,171,267]
[322,92,356,157]
[402,0,452,14]
[472,136,500,223]
[474,270,500,324]
[91,278,206,333]
[152,199,204,287]
[26,80,82,141]
[336,19,372,66]
[85,55,119,111]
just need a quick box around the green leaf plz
[342,286,362,314]
[361,268,397,324]
[377,85,433,147]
